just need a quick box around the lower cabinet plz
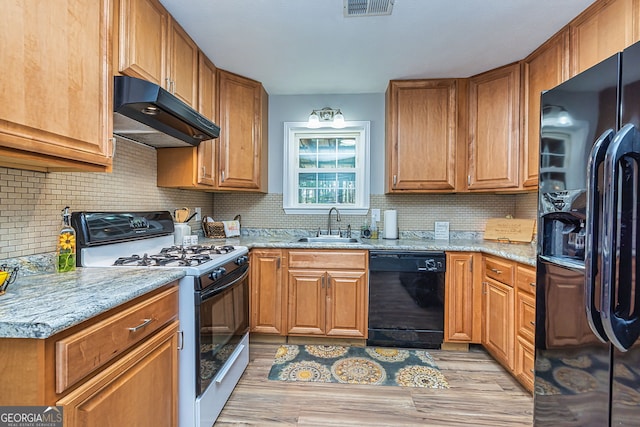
[482,275,515,370]
[444,252,483,343]
[250,249,285,335]
[287,268,368,338]
[57,321,179,426]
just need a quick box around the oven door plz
[195,263,249,396]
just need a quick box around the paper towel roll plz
[383,210,398,239]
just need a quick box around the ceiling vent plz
[344,0,394,17]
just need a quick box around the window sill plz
[283,207,369,215]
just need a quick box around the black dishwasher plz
[367,251,446,349]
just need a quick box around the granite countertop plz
[0,268,185,339]
[205,235,537,266]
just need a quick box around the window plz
[283,121,370,214]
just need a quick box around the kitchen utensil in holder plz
[202,219,226,239]
[0,265,19,296]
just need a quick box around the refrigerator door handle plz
[585,129,615,343]
[602,123,640,352]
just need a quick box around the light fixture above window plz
[308,107,346,129]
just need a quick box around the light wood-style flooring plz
[215,343,533,426]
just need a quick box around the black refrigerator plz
[535,40,640,426]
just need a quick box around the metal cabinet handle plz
[529,282,536,287]
[128,318,154,332]
[490,268,502,274]
[321,276,324,289]
[326,275,331,289]
[529,321,536,326]
[221,171,225,182]
[482,281,487,295]
[177,330,184,351]
[393,175,397,186]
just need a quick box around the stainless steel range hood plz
[113,76,220,148]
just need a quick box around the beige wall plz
[0,139,214,258]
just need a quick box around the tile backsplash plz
[213,192,538,234]
[0,139,214,258]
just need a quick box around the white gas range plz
[72,211,250,427]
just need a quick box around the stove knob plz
[235,256,248,266]
[209,267,226,280]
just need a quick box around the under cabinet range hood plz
[113,76,220,148]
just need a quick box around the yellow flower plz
[59,232,75,251]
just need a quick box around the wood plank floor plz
[215,343,533,426]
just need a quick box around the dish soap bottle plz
[57,206,76,272]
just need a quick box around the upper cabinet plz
[217,70,268,192]
[385,79,465,193]
[521,29,570,189]
[569,0,640,76]
[0,0,113,172]
[118,0,198,108]
[467,63,521,191]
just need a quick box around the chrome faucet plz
[328,207,341,236]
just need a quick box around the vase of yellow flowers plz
[57,206,76,273]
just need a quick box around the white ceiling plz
[159,0,595,95]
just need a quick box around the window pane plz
[317,154,336,168]
[299,173,316,188]
[299,154,316,168]
[318,173,337,188]
[298,188,317,204]
[338,139,356,152]
[337,153,356,168]
[299,138,317,153]
[338,188,355,204]
[318,189,336,204]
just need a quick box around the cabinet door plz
[250,250,284,335]
[468,63,520,191]
[444,253,482,343]
[325,271,368,338]
[197,52,218,186]
[1,0,113,172]
[516,290,536,344]
[167,19,198,108]
[521,29,570,189]
[386,79,459,192]
[287,270,326,335]
[483,277,515,370]
[217,70,267,191]
[570,0,640,76]
[58,322,178,427]
[118,0,167,86]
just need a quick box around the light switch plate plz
[371,209,380,222]
[195,207,202,222]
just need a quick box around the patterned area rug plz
[268,344,449,388]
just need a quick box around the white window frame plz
[283,121,370,215]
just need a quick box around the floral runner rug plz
[267,344,449,388]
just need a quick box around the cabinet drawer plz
[516,264,536,296]
[288,250,367,270]
[56,286,178,393]
[515,336,535,393]
[484,256,514,286]
[516,290,536,343]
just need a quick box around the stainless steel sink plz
[294,236,361,244]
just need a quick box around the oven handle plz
[215,343,246,384]
[199,265,249,302]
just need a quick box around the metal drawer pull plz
[530,369,535,373]
[127,318,154,332]
[530,321,536,326]
[529,282,536,287]
[490,268,503,274]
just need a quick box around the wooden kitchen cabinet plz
[57,321,179,427]
[217,69,269,192]
[119,0,199,108]
[156,52,218,189]
[286,250,368,338]
[514,264,536,392]
[385,79,466,193]
[0,0,114,172]
[0,283,178,414]
[482,256,515,370]
[521,29,570,189]
[444,252,482,343]
[569,0,640,76]
[250,249,286,335]
[468,63,521,191]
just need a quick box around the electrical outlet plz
[371,208,380,222]
[195,207,202,222]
